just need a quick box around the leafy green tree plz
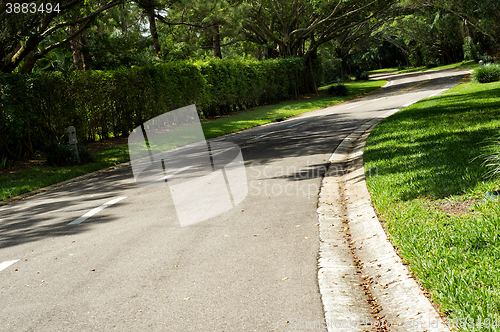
[235,0,398,91]
[0,0,125,73]
[407,0,500,55]
[376,7,466,67]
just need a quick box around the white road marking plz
[428,89,448,98]
[68,197,127,225]
[0,260,19,272]
[373,97,386,102]
[249,132,275,141]
[211,147,235,157]
[347,104,361,110]
[156,165,193,182]
[402,101,417,107]
[287,121,306,128]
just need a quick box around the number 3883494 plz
[6,3,61,14]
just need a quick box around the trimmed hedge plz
[0,57,304,160]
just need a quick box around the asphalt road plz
[0,69,469,332]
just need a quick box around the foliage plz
[0,0,125,73]
[44,141,93,166]
[344,41,406,74]
[355,71,369,81]
[44,141,75,166]
[0,57,305,161]
[318,46,343,85]
[327,83,349,96]
[87,29,153,70]
[425,61,439,68]
[412,0,500,45]
[197,57,304,115]
[473,63,500,83]
[0,79,385,201]
[364,80,500,328]
[376,10,464,68]
[463,36,479,62]
[0,156,7,169]
[480,136,500,179]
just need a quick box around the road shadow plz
[0,167,133,249]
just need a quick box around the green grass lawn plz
[367,61,478,76]
[204,80,385,138]
[364,80,500,330]
[393,60,478,74]
[367,67,398,75]
[0,145,131,201]
[1,79,385,201]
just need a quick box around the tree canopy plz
[1,0,499,77]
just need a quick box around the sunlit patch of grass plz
[202,80,386,139]
[368,68,398,75]
[393,61,478,74]
[364,80,500,330]
[0,145,130,201]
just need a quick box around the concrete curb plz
[317,109,450,331]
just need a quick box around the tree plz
[0,0,124,73]
[411,0,500,49]
[135,0,162,55]
[148,0,238,59]
[236,0,398,91]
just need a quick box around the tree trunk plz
[255,47,262,60]
[307,56,318,94]
[147,9,161,55]
[213,24,222,59]
[120,3,128,33]
[69,26,91,70]
[19,51,37,73]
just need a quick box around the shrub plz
[45,141,77,166]
[319,56,342,86]
[0,155,7,169]
[45,141,94,166]
[0,57,306,161]
[328,83,349,96]
[473,63,500,83]
[479,135,500,180]
[426,61,439,68]
[355,71,369,81]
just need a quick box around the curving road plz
[0,69,469,331]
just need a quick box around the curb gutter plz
[317,109,450,332]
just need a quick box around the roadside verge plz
[317,110,450,331]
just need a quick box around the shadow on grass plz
[364,84,500,201]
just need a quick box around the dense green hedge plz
[0,57,304,160]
